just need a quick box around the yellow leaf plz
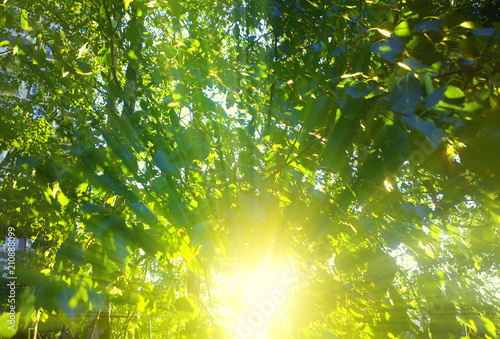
[341,72,366,78]
[179,241,193,261]
[107,196,116,206]
[384,179,394,192]
[397,62,412,71]
[279,195,291,203]
[57,191,69,207]
[21,9,32,31]
[40,269,51,275]
[77,43,88,59]
[460,21,481,29]
[376,28,391,37]
[167,101,180,107]
[124,0,134,10]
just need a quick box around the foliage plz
[447,0,500,27]
[0,0,500,338]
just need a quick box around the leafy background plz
[0,0,499,337]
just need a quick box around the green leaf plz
[57,190,70,207]
[56,237,85,267]
[460,127,500,186]
[469,226,495,253]
[389,74,425,112]
[133,227,165,255]
[174,297,199,320]
[415,20,442,32]
[393,20,412,41]
[75,61,92,75]
[357,215,377,233]
[357,155,384,186]
[178,127,210,161]
[127,49,138,61]
[350,45,371,73]
[344,81,374,99]
[377,125,409,171]
[0,312,19,337]
[323,142,350,176]
[302,97,337,131]
[153,150,175,173]
[311,43,322,52]
[406,35,441,64]
[130,202,157,225]
[86,214,122,237]
[16,156,42,170]
[476,316,497,338]
[307,214,335,240]
[459,315,478,332]
[370,40,404,62]
[334,247,369,273]
[20,9,31,30]
[365,252,398,289]
[80,204,105,214]
[179,240,195,261]
[444,85,464,100]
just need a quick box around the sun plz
[217,264,298,339]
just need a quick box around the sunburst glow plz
[218,265,297,339]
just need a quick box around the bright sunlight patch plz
[217,265,297,339]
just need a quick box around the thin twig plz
[0,49,13,56]
[430,68,475,79]
[265,137,320,180]
[279,25,349,63]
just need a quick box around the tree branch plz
[430,68,475,79]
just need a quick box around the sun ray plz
[217,264,297,338]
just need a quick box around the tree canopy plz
[1,0,500,338]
